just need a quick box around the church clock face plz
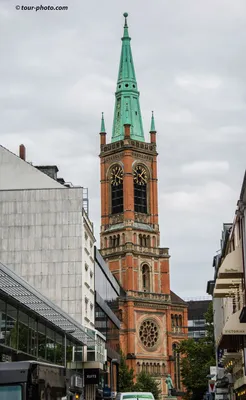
[111,165,123,186]
[133,165,148,185]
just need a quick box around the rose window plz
[139,320,159,348]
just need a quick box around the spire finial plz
[150,110,156,132]
[122,12,130,39]
[100,112,106,133]
[123,12,128,27]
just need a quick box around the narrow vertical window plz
[142,264,150,292]
[133,165,148,213]
[110,165,124,214]
[173,343,181,389]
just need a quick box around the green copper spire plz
[150,111,156,132]
[100,112,106,133]
[111,13,145,143]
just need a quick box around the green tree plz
[204,302,214,345]
[177,302,215,400]
[118,350,135,392]
[134,371,161,400]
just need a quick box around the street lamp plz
[64,329,75,367]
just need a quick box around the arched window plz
[116,234,120,246]
[147,236,150,247]
[171,314,175,331]
[162,363,166,375]
[142,264,150,292]
[172,343,181,390]
[153,363,157,374]
[152,236,156,248]
[139,234,143,247]
[109,236,112,247]
[143,235,147,247]
[149,363,153,374]
[137,362,141,374]
[133,233,137,244]
[111,165,123,214]
[133,165,148,214]
[104,237,108,248]
[175,315,178,331]
[112,235,116,247]
[179,315,182,331]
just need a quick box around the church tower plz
[99,13,187,397]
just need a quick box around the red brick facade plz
[99,125,188,397]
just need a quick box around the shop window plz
[55,332,64,365]
[0,299,6,345]
[46,328,55,363]
[38,322,46,360]
[29,317,37,357]
[18,311,29,354]
[5,304,18,350]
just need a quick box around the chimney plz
[19,144,26,161]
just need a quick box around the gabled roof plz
[170,290,187,306]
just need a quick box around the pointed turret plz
[150,111,157,143]
[111,13,145,143]
[150,111,156,132]
[100,112,106,133]
[100,112,107,145]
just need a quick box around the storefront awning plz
[214,278,241,298]
[217,309,246,349]
[213,287,237,298]
[218,246,243,279]
[216,279,241,289]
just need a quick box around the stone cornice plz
[100,139,158,158]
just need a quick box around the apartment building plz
[207,171,246,400]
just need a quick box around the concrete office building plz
[0,144,95,330]
[187,299,211,340]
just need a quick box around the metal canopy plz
[0,262,95,346]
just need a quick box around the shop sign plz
[1,353,12,362]
[103,385,111,398]
[84,369,100,385]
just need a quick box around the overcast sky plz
[0,0,246,298]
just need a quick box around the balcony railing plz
[126,290,170,302]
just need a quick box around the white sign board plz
[210,366,217,377]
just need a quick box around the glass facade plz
[94,247,121,358]
[0,296,78,365]
[95,262,119,303]
[95,305,119,353]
